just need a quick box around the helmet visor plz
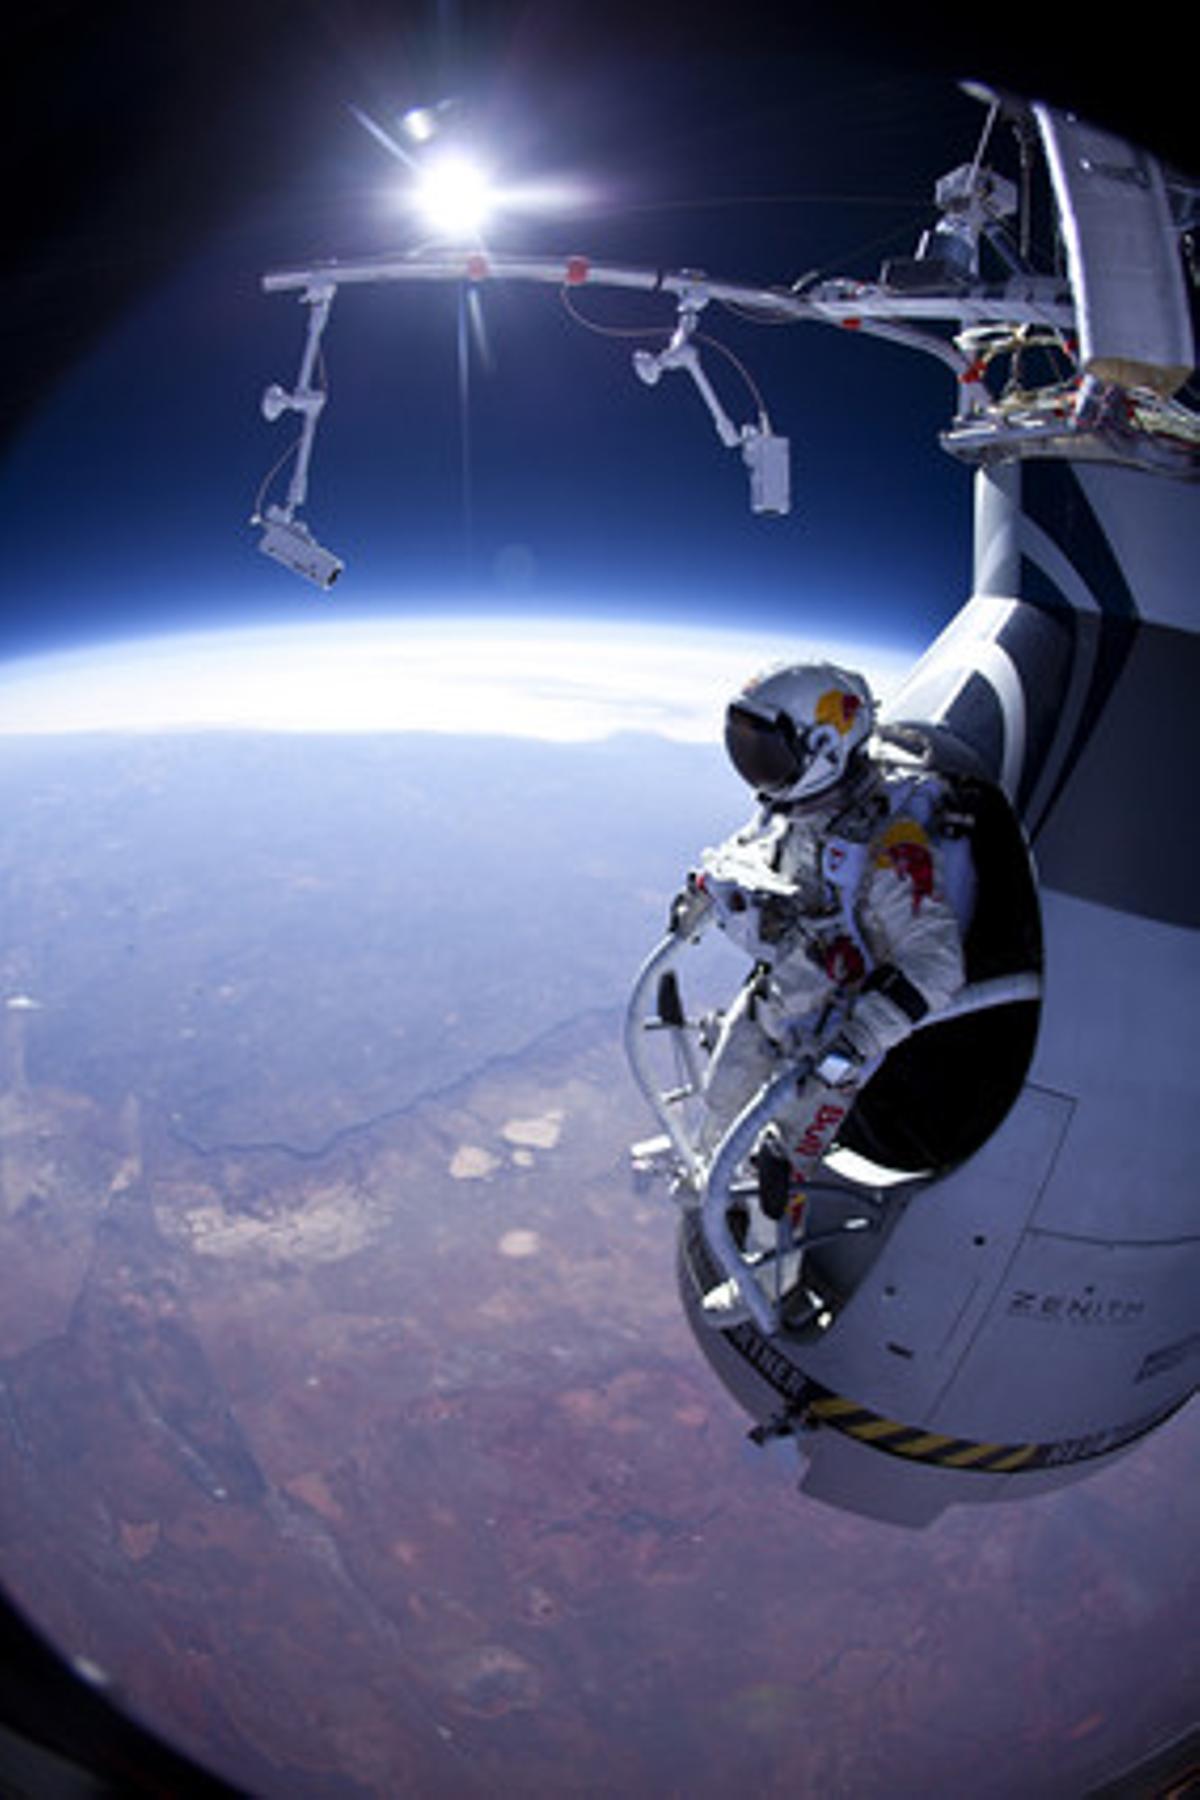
[724,703,804,793]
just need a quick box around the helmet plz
[724,661,875,803]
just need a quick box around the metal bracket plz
[631,283,791,514]
[253,284,343,587]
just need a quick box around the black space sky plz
[0,11,1196,1793]
[2,2,1195,661]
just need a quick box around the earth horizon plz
[0,624,1196,1795]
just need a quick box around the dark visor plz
[724,703,805,792]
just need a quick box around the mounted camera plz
[254,506,342,590]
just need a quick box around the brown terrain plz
[1,995,1198,1797]
[0,731,1195,1795]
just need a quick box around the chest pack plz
[819,773,977,973]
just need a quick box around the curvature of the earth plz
[1,626,1197,1797]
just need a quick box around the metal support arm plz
[260,283,336,521]
[253,284,344,589]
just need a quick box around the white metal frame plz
[254,94,1197,581]
[623,909,1041,1335]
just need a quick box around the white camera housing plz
[742,428,790,515]
[255,508,343,591]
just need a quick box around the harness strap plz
[861,961,930,1024]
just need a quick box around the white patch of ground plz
[449,1144,501,1180]
[161,1182,378,1265]
[500,1110,564,1151]
[497,1228,540,1259]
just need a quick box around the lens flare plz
[413,154,494,239]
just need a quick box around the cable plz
[558,285,671,341]
[251,435,302,523]
[693,330,770,425]
[560,286,772,424]
[250,346,329,522]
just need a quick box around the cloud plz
[0,615,913,741]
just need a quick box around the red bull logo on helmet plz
[814,688,863,736]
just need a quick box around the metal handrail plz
[629,939,1043,1334]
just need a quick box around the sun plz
[412,153,495,240]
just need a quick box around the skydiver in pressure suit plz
[677,661,966,1324]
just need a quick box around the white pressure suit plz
[697,760,966,1205]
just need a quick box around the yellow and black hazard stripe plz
[683,1215,1190,1472]
[720,1319,1190,1475]
[805,1393,1042,1473]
